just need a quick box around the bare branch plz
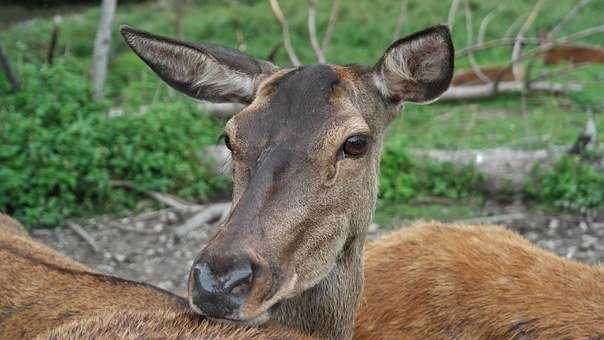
[560,24,604,42]
[0,39,21,92]
[440,81,582,101]
[392,0,407,40]
[67,222,101,254]
[447,0,462,31]
[550,0,593,37]
[110,180,202,211]
[511,0,545,82]
[174,202,231,237]
[321,0,340,52]
[91,0,117,101]
[269,0,300,66]
[503,14,526,38]
[478,4,500,44]
[463,0,491,83]
[197,101,245,118]
[457,37,540,57]
[307,0,326,64]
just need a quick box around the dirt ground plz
[31,201,604,295]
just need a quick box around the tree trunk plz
[92,0,117,101]
[0,39,21,93]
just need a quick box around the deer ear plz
[372,25,454,104]
[120,26,277,104]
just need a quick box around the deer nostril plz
[223,265,253,295]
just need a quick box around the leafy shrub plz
[526,155,604,213]
[0,61,226,228]
[379,144,484,201]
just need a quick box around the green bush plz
[526,155,604,213]
[0,61,227,228]
[379,144,485,201]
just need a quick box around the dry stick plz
[459,24,604,59]
[549,0,593,37]
[0,39,21,92]
[440,81,582,101]
[462,0,490,83]
[47,16,61,65]
[269,0,300,66]
[477,4,500,45]
[392,0,407,41]
[110,180,201,212]
[504,14,526,38]
[511,0,544,82]
[307,0,326,64]
[174,202,231,237]
[321,0,340,52]
[67,222,101,253]
[447,0,462,31]
[91,0,117,101]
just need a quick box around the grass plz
[1,0,603,225]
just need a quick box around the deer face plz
[121,25,453,324]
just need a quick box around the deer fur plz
[354,222,604,340]
[0,214,309,339]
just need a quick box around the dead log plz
[440,81,582,101]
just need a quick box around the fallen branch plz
[197,101,245,118]
[110,180,201,211]
[174,202,231,237]
[269,0,300,66]
[440,81,582,101]
[458,213,527,225]
[463,0,490,84]
[67,222,101,253]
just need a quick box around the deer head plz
[121,25,453,339]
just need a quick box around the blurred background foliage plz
[0,0,603,227]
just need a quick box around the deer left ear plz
[372,25,454,104]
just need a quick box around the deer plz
[120,23,454,340]
[355,222,604,340]
[0,214,310,339]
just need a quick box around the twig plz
[447,0,462,31]
[67,222,101,253]
[560,24,604,42]
[477,3,500,45]
[504,14,526,38]
[269,0,300,66]
[392,0,407,40]
[174,202,231,237]
[549,0,593,37]
[440,81,582,101]
[463,0,491,84]
[457,37,540,57]
[265,42,283,63]
[110,180,201,211]
[459,213,527,225]
[108,220,163,235]
[511,0,545,82]
[47,16,61,65]
[321,0,340,52]
[0,39,21,92]
[307,0,326,64]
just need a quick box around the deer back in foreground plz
[354,222,604,340]
[121,25,454,339]
[0,215,309,340]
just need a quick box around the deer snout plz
[189,252,261,320]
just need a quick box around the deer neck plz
[271,234,366,340]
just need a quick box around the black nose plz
[190,255,254,318]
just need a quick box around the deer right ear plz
[120,26,277,104]
[372,25,454,104]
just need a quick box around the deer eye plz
[342,134,370,158]
[224,134,233,151]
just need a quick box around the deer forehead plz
[226,64,370,154]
